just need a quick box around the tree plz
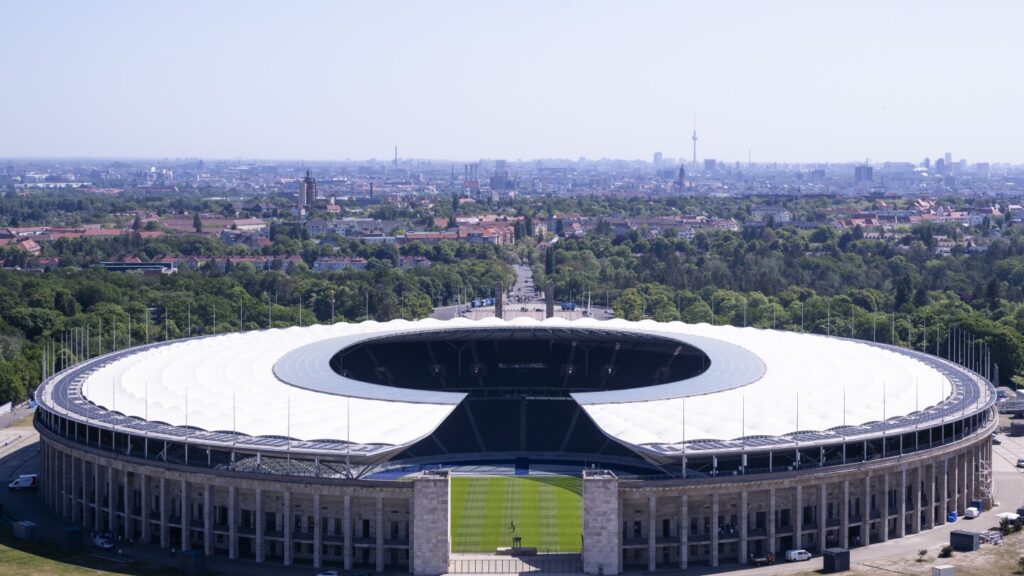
[895,275,913,310]
[0,361,25,405]
[193,213,202,233]
[614,289,645,321]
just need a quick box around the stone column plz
[767,488,776,555]
[880,472,888,542]
[647,495,656,571]
[93,461,102,531]
[228,486,238,559]
[710,493,719,567]
[70,456,78,522]
[42,444,50,511]
[107,465,116,533]
[141,474,151,544]
[123,469,132,541]
[581,472,618,576]
[818,483,826,552]
[959,451,968,514]
[840,479,849,549]
[204,485,213,556]
[313,492,322,569]
[81,457,90,524]
[960,451,968,512]
[344,494,353,570]
[938,459,948,525]
[376,495,385,572]
[411,471,452,573]
[739,490,748,564]
[861,475,870,547]
[283,491,293,565]
[59,448,66,516]
[253,488,263,562]
[54,445,61,514]
[795,484,803,542]
[897,469,906,538]
[917,463,925,532]
[927,463,935,529]
[966,448,975,505]
[679,494,689,570]
[158,477,168,548]
[62,452,69,518]
[182,480,191,552]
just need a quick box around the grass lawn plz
[449,475,582,554]
[0,529,179,576]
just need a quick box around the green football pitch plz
[449,476,583,553]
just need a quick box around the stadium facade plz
[34,317,996,574]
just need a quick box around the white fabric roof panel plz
[80,321,462,446]
[575,319,953,446]
[78,316,954,451]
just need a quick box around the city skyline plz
[1,1,1023,162]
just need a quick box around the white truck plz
[785,549,812,562]
[8,474,38,490]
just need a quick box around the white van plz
[964,506,980,519]
[785,549,812,562]
[8,474,38,490]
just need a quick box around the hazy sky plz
[2,1,1022,163]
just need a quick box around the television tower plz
[691,116,698,166]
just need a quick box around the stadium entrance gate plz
[448,554,582,574]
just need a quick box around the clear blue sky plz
[1,1,1022,163]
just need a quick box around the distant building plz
[750,206,792,223]
[312,256,368,272]
[298,170,317,211]
[653,152,663,167]
[101,260,176,275]
[703,159,716,172]
[854,165,873,183]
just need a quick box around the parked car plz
[964,506,980,519]
[8,474,38,490]
[785,549,812,562]
[992,434,1001,445]
[92,534,114,549]
[1016,457,1024,468]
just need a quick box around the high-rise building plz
[653,152,663,167]
[854,165,873,183]
[297,169,317,210]
[691,120,698,165]
[490,160,510,192]
[944,152,953,166]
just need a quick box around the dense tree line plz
[536,222,1024,386]
[0,251,513,405]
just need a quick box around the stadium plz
[34,316,996,574]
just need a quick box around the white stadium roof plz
[79,317,958,450]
